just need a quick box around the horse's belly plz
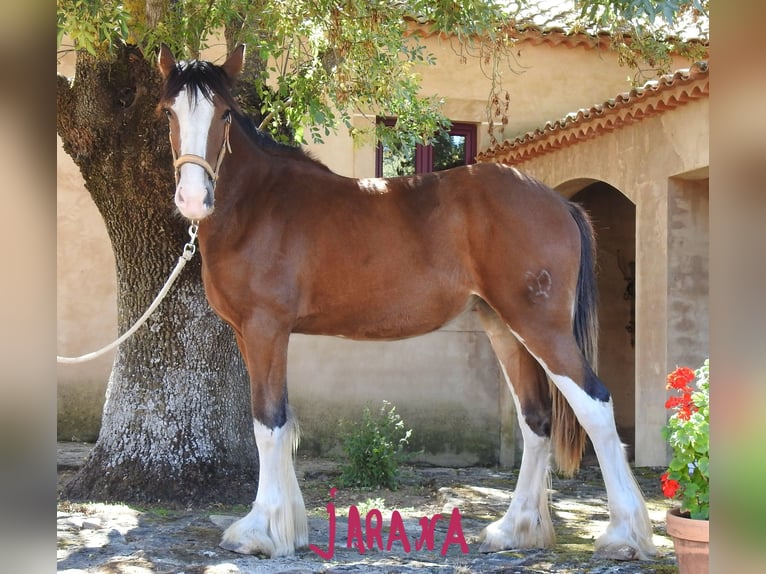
[293,289,475,341]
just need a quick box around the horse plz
[156,44,656,561]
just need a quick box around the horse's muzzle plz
[175,176,214,220]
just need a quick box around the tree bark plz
[57,44,257,505]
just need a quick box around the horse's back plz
[285,162,579,338]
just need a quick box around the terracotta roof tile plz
[477,62,709,165]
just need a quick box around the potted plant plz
[661,359,709,573]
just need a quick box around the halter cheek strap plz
[171,114,232,186]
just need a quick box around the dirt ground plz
[57,443,680,573]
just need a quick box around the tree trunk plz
[57,45,257,505]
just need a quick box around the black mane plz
[161,58,239,110]
[230,111,330,170]
[161,58,330,170]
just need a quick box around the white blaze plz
[172,86,216,219]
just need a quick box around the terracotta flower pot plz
[666,507,709,574]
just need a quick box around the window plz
[375,118,477,177]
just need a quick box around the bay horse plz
[157,44,656,561]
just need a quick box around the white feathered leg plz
[220,414,308,557]
[545,370,657,560]
[477,304,556,552]
[479,380,555,552]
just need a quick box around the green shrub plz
[338,401,412,490]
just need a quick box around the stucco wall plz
[287,310,507,466]
[304,36,692,177]
[57,134,117,441]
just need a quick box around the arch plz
[552,177,597,199]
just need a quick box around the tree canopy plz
[57,0,708,147]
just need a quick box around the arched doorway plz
[569,181,637,459]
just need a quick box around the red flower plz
[665,395,683,410]
[677,399,698,420]
[667,367,695,391]
[661,472,681,498]
[665,367,698,419]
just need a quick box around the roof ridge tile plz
[478,63,709,164]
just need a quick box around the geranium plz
[660,472,681,498]
[661,359,709,520]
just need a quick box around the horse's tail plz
[569,202,599,367]
[550,201,599,477]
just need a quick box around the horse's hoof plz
[593,543,640,561]
[478,524,522,553]
[478,513,555,553]
[219,538,259,556]
[478,539,500,553]
[478,523,504,553]
[219,534,277,557]
[478,538,508,554]
[219,519,277,557]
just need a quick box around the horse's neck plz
[226,122,270,176]
[209,121,342,234]
[200,125,286,247]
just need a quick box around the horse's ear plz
[158,43,176,79]
[222,44,245,79]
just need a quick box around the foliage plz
[57,0,130,56]
[57,1,708,148]
[660,359,709,520]
[56,0,499,147]
[573,0,708,83]
[338,401,413,490]
[576,0,706,26]
[432,131,467,171]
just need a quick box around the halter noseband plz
[171,113,232,186]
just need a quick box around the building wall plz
[57,134,116,441]
[304,32,661,177]
[287,311,506,466]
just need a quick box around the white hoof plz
[594,524,657,561]
[593,543,641,561]
[479,521,514,553]
[219,502,307,558]
[478,512,555,553]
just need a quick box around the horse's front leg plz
[219,326,308,558]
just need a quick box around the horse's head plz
[157,44,245,220]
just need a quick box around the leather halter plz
[171,113,232,186]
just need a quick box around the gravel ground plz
[57,443,679,573]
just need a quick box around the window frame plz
[375,118,477,177]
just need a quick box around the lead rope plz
[57,221,199,364]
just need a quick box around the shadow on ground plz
[57,443,679,573]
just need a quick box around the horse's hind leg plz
[476,302,555,552]
[219,324,308,558]
[510,322,656,560]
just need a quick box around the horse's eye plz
[164,108,172,119]
[222,110,231,121]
